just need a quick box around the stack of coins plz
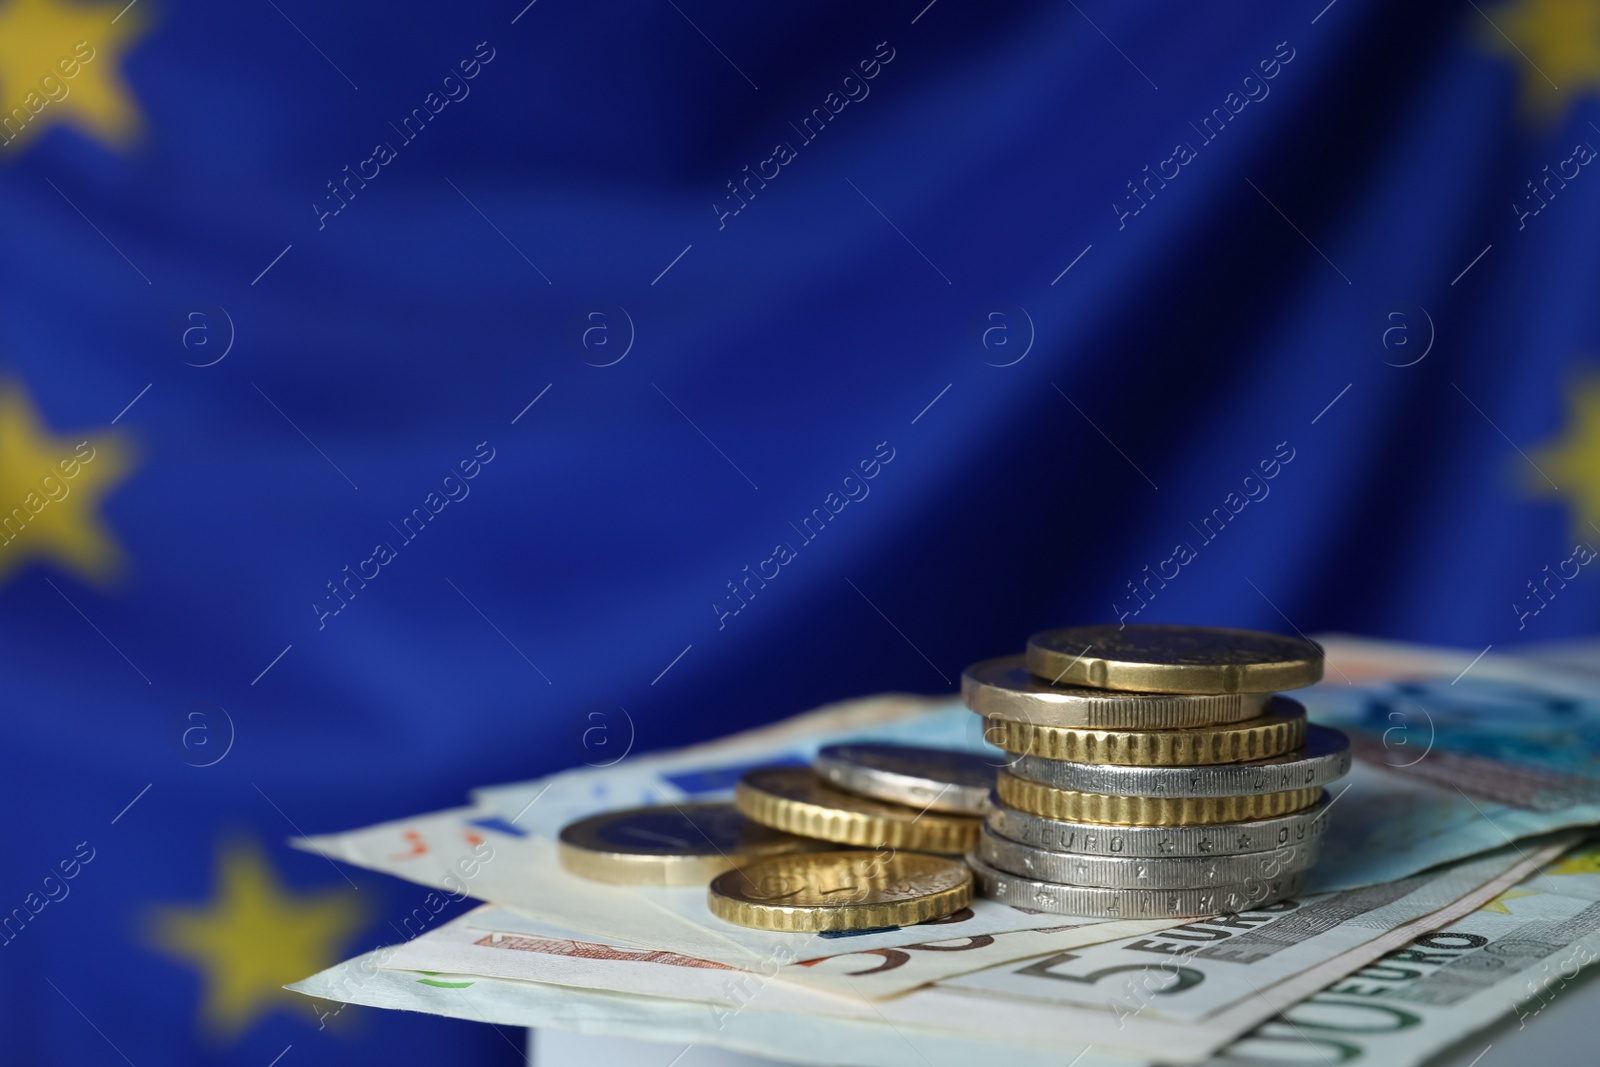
[707,744,1001,930]
[555,799,976,934]
[559,748,996,932]
[731,745,992,855]
[963,624,1350,918]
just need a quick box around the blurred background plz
[3,0,1598,1062]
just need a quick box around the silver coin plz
[968,851,1307,918]
[975,822,1319,889]
[986,793,1331,858]
[1007,725,1352,798]
[813,743,994,815]
[963,655,1271,728]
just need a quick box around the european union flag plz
[4,0,1599,1064]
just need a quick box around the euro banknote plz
[310,836,1564,1065]
[298,693,1178,988]
[1305,648,1600,891]
[457,903,1185,999]
[937,835,1576,1025]
[293,799,1102,980]
[289,947,1128,1067]
[1203,835,1600,1067]
[895,836,1567,1061]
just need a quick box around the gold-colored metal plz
[962,655,1272,728]
[707,850,973,932]
[983,697,1306,766]
[1025,624,1324,694]
[557,803,824,886]
[997,771,1322,826]
[735,766,980,853]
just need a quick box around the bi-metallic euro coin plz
[1025,624,1324,694]
[1007,724,1352,798]
[813,742,994,815]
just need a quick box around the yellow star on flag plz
[1481,0,1600,122]
[0,379,133,586]
[0,0,149,155]
[1480,887,1540,914]
[1527,373,1600,541]
[144,838,367,1040]
[1548,847,1600,876]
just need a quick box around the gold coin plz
[707,850,973,932]
[557,803,825,886]
[963,655,1271,728]
[997,770,1321,826]
[735,766,980,853]
[1026,624,1323,694]
[983,697,1306,766]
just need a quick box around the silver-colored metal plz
[985,793,1331,858]
[1007,725,1352,798]
[962,655,1270,729]
[812,743,994,815]
[967,851,1308,918]
[975,822,1319,889]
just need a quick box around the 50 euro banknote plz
[1202,835,1600,1067]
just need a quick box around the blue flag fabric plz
[4,0,1600,1063]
